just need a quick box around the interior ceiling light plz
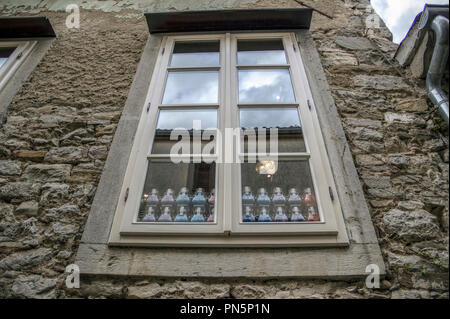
[256,160,277,175]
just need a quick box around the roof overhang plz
[394,4,448,69]
[145,8,313,34]
[0,17,56,39]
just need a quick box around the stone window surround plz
[0,39,54,124]
[76,30,385,279]
[109,32,350,247]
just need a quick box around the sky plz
[371,0,449,43]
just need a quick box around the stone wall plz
[0,0,448,299]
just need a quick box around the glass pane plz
[240,108,306,153]
[238,69,295,103]
[137,161,216,223]
[152,109,217,155]
[237,39,287,65]
[162,71,219,104]
[241,159,320,223]
[0,47,15,68]
[170,41,220,67]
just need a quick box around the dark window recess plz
[0,47,15,58]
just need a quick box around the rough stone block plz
[0,182,41,201]
[355,154,385,166]
[11,150,47,161]
[385,112,426,125]
[346,126,383,141]
[345,118,382,128]
[335,36,374,50]
[383,209,441,242]
[397,201,425,211]
[22,164,71,182]
[11,275,57,299]
[0,160,21,176]
[354,75,409,91]
[40,183,70,204]
[44,146,89,164]
[0,248,52,271]
[387,154,409,167]
[15,201,39,216]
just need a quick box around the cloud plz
[371,0,449,43]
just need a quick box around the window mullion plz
[222,32,233,233]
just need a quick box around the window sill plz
[76,242,382,279]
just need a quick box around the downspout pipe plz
[419,6,449,125]
[427,15,449,125]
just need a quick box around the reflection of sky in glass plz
[162,71,219,104]
[170,41,220,67]
[238,69,295,103]
[0,47,15,69]
[156,109,217,130]
[240,108,301,129]
[171,53,219,67]
[0,58,7,68]
[238,51,286,65]
[240,108,305,153]
[237,39,287,65]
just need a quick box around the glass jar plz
[307,206,320,221]
[174,205,189,222]
[176,187,190,205]
[207,210,215,223]
[303,187,316,207]
[208,188,215,207]
[257,206,272,222]
[272,187,286,205]
[274,206,288,222]
[242,186,255,205]
[256,188,271,206]
[141,206,156,222]
[242,205,255,222]
[158,206,173,222]
[287,188,302,205]
[146,188,160,206]
[161,188,175,206]
[191,206,205,222]
[192,188,207,206]
[290,206,305,222]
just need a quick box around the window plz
[109,33,349,247]
[0,41,37,92]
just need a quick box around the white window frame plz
[108,32,349,247]
[0,41,37,92]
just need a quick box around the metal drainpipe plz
[426,15,449,125]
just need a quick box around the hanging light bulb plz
[256,160,277,175]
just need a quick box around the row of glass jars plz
[140,205,215,223]
[242,186,317,207]
[143,187,214,207]
[242,205,320,222]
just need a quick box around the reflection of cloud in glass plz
[157,109,217,130]
[240,108,301,128]
[162,71,219,104]
[237,39,287,65]
[171,41,220,67]
[171,53,219,67]
[238,51,287,65]
[238,69,295,103]
[240,108,305,153]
